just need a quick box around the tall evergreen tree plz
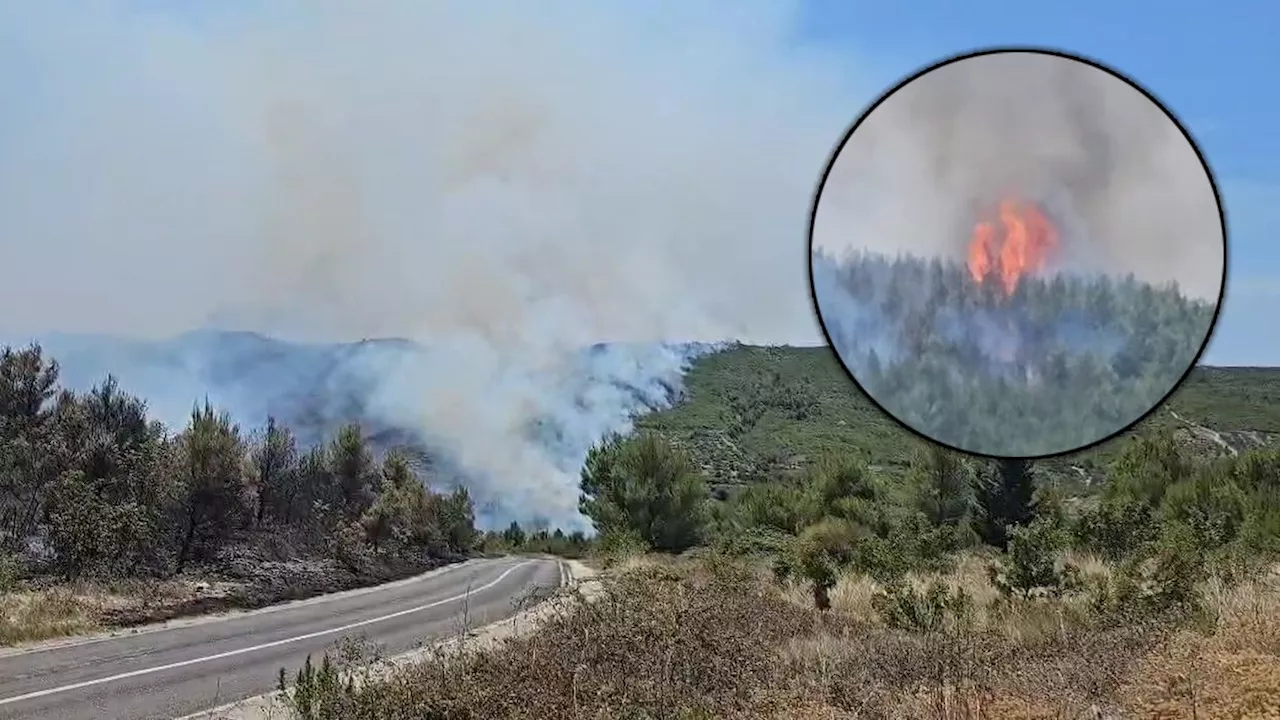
[972,458,1036,550]
[173,402,249,571]
[251,416,300,526]
[579,431,708,553]
[912,444,975,528]
[329,424,378,520]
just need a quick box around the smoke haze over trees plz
[812,50,1224,302]
[813,250,1217,456]
[6,331,718,530]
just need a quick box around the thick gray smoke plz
[813,51,1225,300]
[0,2,860,528]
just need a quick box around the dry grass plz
[1118,570,1280,719]
[289,553,1280,720]
[0,587,100,645]
[779,554,1280,718]
[0,576,223,646]
[784,551,1116,643]
[284,557,817,719]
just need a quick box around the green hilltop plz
[637,344,1280,489]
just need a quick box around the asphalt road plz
[0,556,562,720]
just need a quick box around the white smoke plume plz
[0,1,864,527]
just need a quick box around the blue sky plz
[799,0,1279,365]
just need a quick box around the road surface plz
[0,556,562,720]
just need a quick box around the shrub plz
[791,518,861,610]
[1159,466,1250,551]
[1085,522,1209,624]
[872,578,975,634]
[596,527,650,568]
[990,516,1079,599]
[279,653,353,720]
[0,553,19,591]
[1075,492,1160,562]
[330,521,373,574]
[910,444,975,530]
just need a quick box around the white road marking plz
[172,555,572,720]
[0,559,536,708]
[0,558,479,659]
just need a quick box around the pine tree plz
[579,432,707,553]
[972,458,1036,550]
[913,444,975,528]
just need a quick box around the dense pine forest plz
[813,250,1218,456]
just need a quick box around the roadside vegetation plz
[0,343,479,645]
[282,360,1280,719]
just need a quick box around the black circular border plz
[805,45,1230,461]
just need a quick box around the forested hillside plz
[812,250,1218,456]
[638,343,1280,487]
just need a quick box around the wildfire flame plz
[966,197,1059,296]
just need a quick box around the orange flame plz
[966,197,1059,296]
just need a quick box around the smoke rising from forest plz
[0,2,860,527]
[808,51,1224,456]
[812,50,1225,301]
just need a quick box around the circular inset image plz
[809,48,1226,459]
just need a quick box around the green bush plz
[279,653,354,720]
[0,553,19,592]
[844,515,955,583]
[805,454,879,526]
[990,516,1079,599]
[910,444,975,530]
[872,578,974,634]
[596,527,650,567]
[1160,465,1249,551]
[330,521,373,574]
[1085,522,1209,624]
[1106,430,1195,507]
[733,482,812,535]
[790,518,861,610]
[1075,492,1160,562]
[710,523,792,559]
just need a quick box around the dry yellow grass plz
[0,587,99,645]
[0,576,208,646]
[292,553,1279,719]
[783,551,1113,641]
[1118,571,1280,719]
[776,555,1280,718]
